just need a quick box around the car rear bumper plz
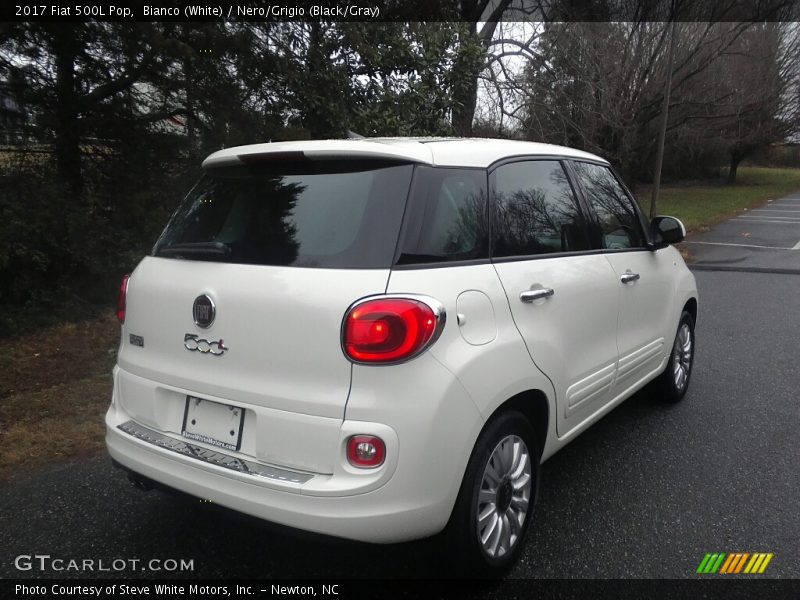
[107,348,485,544]
[105,372,479,543]
[107,425,447,543]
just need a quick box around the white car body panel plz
[384,264,558,431]
[121,257,386,419]
[492,254,620,437]
[603,248,678,395]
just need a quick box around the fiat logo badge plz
[193,294,216,328]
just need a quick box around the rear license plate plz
[182,396,244,451]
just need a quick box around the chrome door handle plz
[620,271,640,284]
[520,288,555,303]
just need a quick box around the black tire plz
[653,310,695,403]
[444,411,540,578]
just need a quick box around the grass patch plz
[635,166,800,233]
[0,311,118,480]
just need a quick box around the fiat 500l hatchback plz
[106,137,698,574]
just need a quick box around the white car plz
[106,138,697,575]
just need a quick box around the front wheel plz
[654,310,695,403]
[445,411,539,577]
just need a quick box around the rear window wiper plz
[155,241,231,258]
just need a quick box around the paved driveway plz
[680,192,800,272]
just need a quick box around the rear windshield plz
[153,160,414,269]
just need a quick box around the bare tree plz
[513,18,799,181]
[714,23,800,182]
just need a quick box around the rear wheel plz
[445,411,539,577]
[653,310,695,402]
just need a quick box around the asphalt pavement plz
[680,192,800,272]
[2,204,800,579]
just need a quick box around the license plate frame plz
[181,396,245,452]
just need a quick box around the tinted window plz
[154,161,414,269]
[396,167,488,264]
[571,162,645,249]
[492,160,590,257]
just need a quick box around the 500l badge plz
[184,333,227,356]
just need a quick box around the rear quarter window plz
[395,167,488,265]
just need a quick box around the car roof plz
[202,137,608,169]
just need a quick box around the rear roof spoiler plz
[202,140,433,169]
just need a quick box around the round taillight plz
[342,297,443,364]
[347,435,385,468]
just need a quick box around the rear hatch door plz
[119,158,415,419]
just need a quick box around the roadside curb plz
[689,264,800,275]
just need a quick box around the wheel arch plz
[683,296,698,325]
[483,389,549,459]
[443,388,549,569]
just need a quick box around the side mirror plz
[649,216,686,248]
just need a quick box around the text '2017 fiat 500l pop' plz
[106,138,697,575]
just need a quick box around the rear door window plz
[154,161,414,269]
[491,160,591,258]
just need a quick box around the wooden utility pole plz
[650,21,677,219]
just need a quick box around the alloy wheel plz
[672,323,693,392]
[476,434,532,558]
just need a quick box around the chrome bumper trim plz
[117,420,313,485]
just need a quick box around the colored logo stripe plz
[720,553,749,573]
[747,553,773,574]
[697,553,725,573]
[697,552,773,574]
[719,553,735,573]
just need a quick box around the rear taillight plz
[117,274,130,324]
[342,296,444,364]
[347,435,386,468]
